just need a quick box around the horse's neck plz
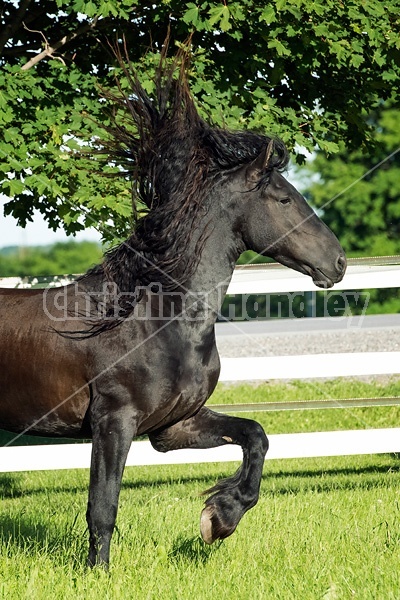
[182,212,242,328]
[77,186,243,331]
[77,267,106,292]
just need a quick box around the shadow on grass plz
[0,474,24,499]
[0,513,87,568]
[0,475,88,499]
[0,459,398,500]
[261,462,400,496]
[168,534,222,566]
[123,461,399,495]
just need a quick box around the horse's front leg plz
[149,406,269,544]
[86,403,138,567]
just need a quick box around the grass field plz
[0,378,399,599]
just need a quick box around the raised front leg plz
[86,407,138,567]
[149,407,269,544]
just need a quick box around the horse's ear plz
[246,140,275,184]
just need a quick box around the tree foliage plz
[1,0,399,241]
[0,240,102,276]
[302,103,400,257]
[301,102,400,315]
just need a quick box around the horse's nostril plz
[336,254,347,272]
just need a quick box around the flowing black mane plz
[78,42,289,332]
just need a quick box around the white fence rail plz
[0,259,399,472]
[222,260,400,381]
[2,428,400,473]
[227,261,400,294]
[220,352,400,382]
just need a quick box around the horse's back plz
[0,287,91,437]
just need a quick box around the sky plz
[0,196,102,249]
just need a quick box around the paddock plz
[0,256,399,471]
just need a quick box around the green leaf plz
[208,5,231,30]
[208,5,224,26]
[259,5,276,24]
[230,3,246,21]
[350,54,364,68]
[315,139,340,154]
[314,24,329,37]
[373,49,386,67]
[183,3,200,26]
[79,1,97,17]
[267,39,290,57]
[12,179,27,194]
[329,40,350,62]
[220,5,231,31]
[276,0,287,11]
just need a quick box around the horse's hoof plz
[200,505,215,544]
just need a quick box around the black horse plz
[0,47,346,566]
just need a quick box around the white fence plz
[0,259,399,472]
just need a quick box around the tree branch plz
[0,0,32,55]
[21,16,99,71]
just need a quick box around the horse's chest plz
[137,343,220,432]
[168,344,220,401]
[92,328,220,433]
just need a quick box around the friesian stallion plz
[0,43,346,566]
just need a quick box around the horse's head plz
[237,144,346,288]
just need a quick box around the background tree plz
[302,103,400,257]
[300,102,400,314]
[0,240,102,276]
[1,0,399,242]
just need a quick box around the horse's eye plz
[279,197,291,205]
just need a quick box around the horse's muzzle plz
[312,253,347,288]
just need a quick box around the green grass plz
[0,379,399,598]
[210,377,400,435]
[210,377,400,406]
[0,458,399,599]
